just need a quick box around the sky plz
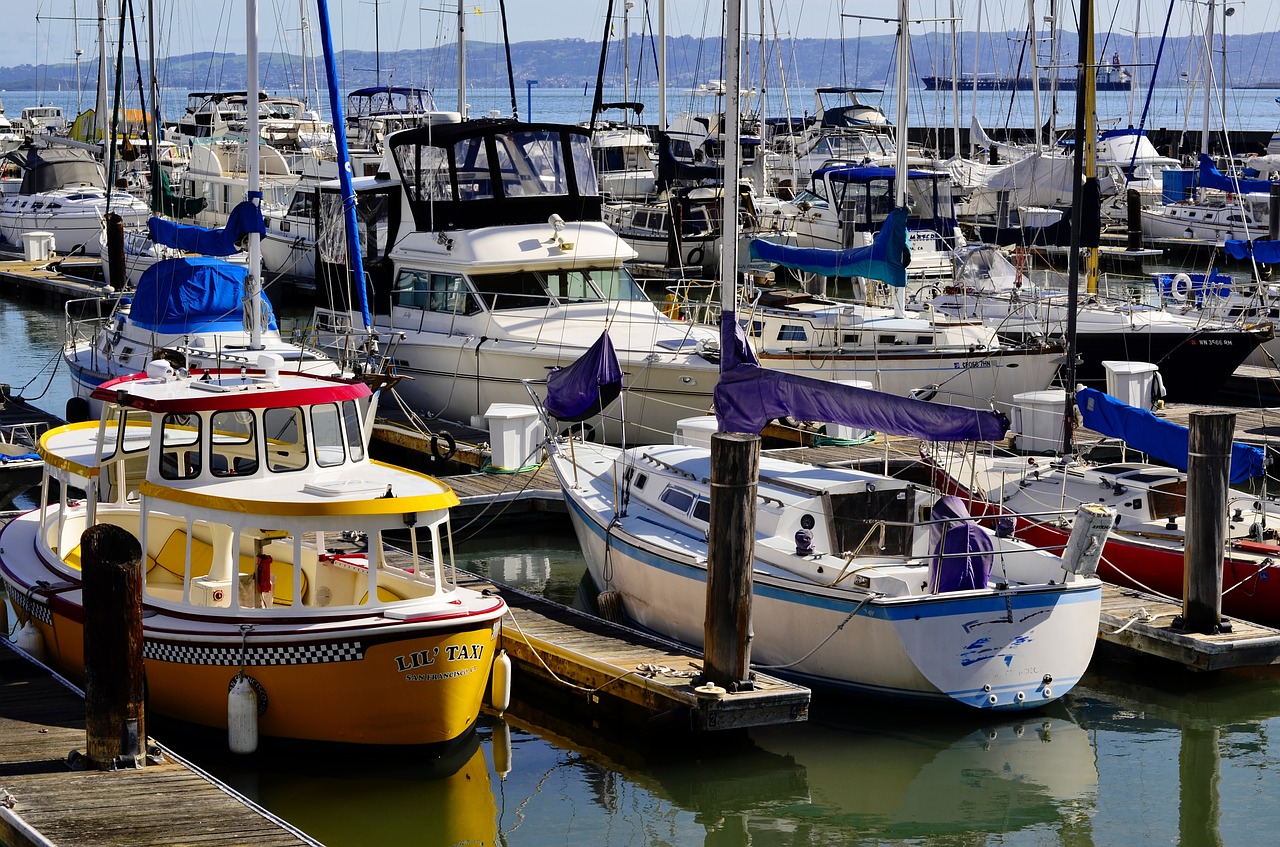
[10,0,1280,71]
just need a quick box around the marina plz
[4,0,1280,841]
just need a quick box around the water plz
[3,84,1279,133]
[2,251,1279,846]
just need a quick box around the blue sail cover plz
[131,256,278,334]
[714,311,1008,440]
[545,331,623,422]
[1076,387,1265,483]
[1224,238,1280,264]
[146,201,266,256]
[749,206,910,287]
[1198,154,1272,195]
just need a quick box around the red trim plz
[93,370,371,413]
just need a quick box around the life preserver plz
[429,430,457,462]
[1170,273,1192,301]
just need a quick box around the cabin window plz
[343,400,365,462]
[311,403,345,467]
[660,486,696,515]
[828,489,914,557]
[778,324,807,342]
[429,274,477,314]
[586,267,647,301]
[692,498,711,523]
[210,410,259,476]
[595,147,626,173]
[471,271,552,310]
[878,334,898,345]
[263,407,308,472]
[394,269,430,308]
[101,408,151,462]
[916,336,933,345]
[287,190,315,218]
[159,413,202,480]
[634,472,647,489]
[454,136,495,200]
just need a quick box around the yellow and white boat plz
[0,355,507,750]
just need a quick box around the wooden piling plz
[80,523,146,770]
[1181,412,1234,635]
[1269,184,1280,242]
[105,213,125,292]
[1126,188,1143,251]
[704,432,759,691]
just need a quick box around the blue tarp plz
[131,256,278,334]
[1198,153,1272,195]
[713,311,1009,439]
[146,201,265,256]
[545,331,623,422]
[749,206,910,287]
[1076,387,1265,483]
[1224,238,1280,264]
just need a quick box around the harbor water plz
[0,289,1279,846]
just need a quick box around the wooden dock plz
[444,565,811,733]
[0,640,321,847]
[1098,584,1280,670]
[0,258,106,303]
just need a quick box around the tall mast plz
[96,0,109,140]
[1201,0,1214,158]
[246,0,264,351]
[1027,0,1043,153]
[658,0,667,130]
[893,0,909,318]
[719,0,742,319]
[457,0,467,117]
[949,0,959,157]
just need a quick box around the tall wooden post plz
[1125,189,1143,251]
[703,432,758,691]
[1181,412,1233,634]
[105,212,125,292]
[81,523,146,770]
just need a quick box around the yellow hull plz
[13,604,500,748]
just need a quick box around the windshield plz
[469,266,647,311]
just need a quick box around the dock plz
[0,640,321,847]
[0,257,106,303]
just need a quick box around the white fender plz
[489,649,512,713]
[491,717,512,780]
[14,620,44,662]
[227,675,259,755]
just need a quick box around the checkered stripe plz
[144,640,365,666]
[9,590,52,625]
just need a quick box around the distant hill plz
[4,31,1280,94]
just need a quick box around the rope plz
[752,593,880,671]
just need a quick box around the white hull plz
[553,443,1102,708]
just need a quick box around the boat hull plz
[561,481,1099,709]
[0,513,501,748]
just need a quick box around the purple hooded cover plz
[712,312,1008,440]
[928,495,994,593]
[544,331,624,422]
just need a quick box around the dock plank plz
[0,642,321,847]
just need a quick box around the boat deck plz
[0,641,321,847]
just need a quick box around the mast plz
[316,0,372,337]
[246,0,264,351]
[1027,0,1043,153]
[892,0,909,318]
[457,0,467,118]
[949,0,959,158]
[1201,0,1214,158]
[718,0,742,317]
[969,0,983,156]
[658,0,667,130]
[95,0,109,140]
[1060,0,1094,456]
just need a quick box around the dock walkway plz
[0,641,321,847]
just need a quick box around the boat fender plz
[489,649,512,713]
[1170,273,1192,301]
[14,620,44,662]
[492,717,512,779]
[686,246,704,267]
[429,431,457,462]
[227,673,259,755]
[65,396,91,424]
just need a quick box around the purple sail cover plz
[714,312,1008,440]
[750,206,909,287]
[544,331,624,422]
[147,200,265,257]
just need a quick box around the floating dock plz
[0,640,322,847]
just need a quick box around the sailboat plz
[546,0,1108,709]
